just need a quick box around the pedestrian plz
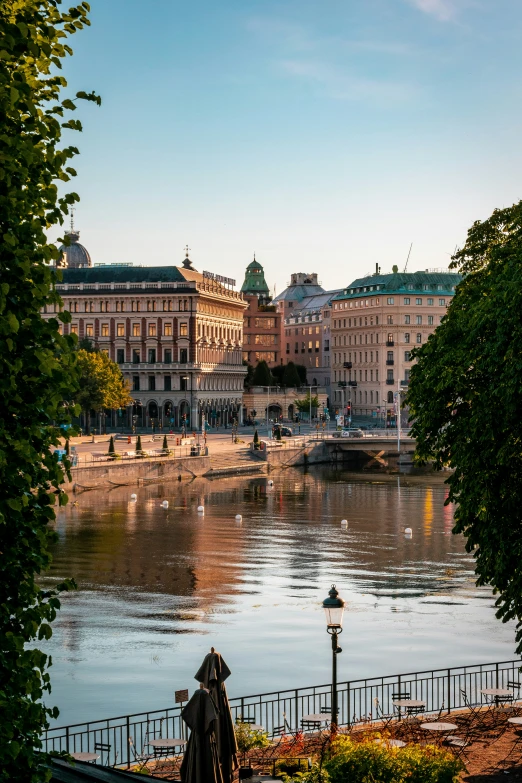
[127,435,131,444]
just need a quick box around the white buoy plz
[268,479,274,487]
[130,493,137,501]
[197,505,204,513]
[341,519,348,527]
[235,514,242,521]
[404,527,412,536]
[161,500,169,509]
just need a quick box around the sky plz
[55,0,522,293]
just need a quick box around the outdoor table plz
[508,717,522,726]
[481,688,514,706]
[302,714,329,723]
[421,722,457,745]
[148,738,187,754]
[375,738,406,748]
[392,699,426,720]
[247,724,264,732]
[70,751,100,762]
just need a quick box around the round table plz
[149,738,187,750]
[246,724,264,732]
[481,688,514,697]
[302,714,329,723]
[71,751,100,762]
[392,700,426,708]
[508,717,522,726]
[375,738,406,748]
[421,722,457,732]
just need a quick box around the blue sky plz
[57,0,522,292]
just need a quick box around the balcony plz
[337,381,347,388]
[343,361,353,369]
[400,380,410,386]
[386,340,394,347]
[386,378,395,385]
[348,380,358,387]
[386,359,394,366]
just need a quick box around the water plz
[43,467,516,728]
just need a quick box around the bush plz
[162,435,168,450]
[234,720,269,753]
[136,435,143,453]
[108,435,115,455]
[324,737,463,783]
[253,429,260,449]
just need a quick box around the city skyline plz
[52,0,522,292]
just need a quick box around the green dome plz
[241,255,270,297]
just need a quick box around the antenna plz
[70,207,75,233]
[184,244,190,258]
[403,242,413,273]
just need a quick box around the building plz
[49,232,248,430]
[330,267,462,423]
[242,386,329,426]
[240,256,281,368]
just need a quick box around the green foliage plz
[0,1,99,780]
[108,435,115,455]
[275,426,282,441]
[295,394,319,413]
[234,721,269,753]
[76,349,132,416]
[324,736,462,783]
[283,361,302,388]
[243,361,254,389]
[252,360,273,386]
[136,434,143,452]
[253,428,259,446]
[406,200,522,654]
[296,364,308,385]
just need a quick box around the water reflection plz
[42,468,515,727]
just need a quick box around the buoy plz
[235,514,242,521]
[404,527,412,535]
[197,505,204,513]
[161,500,169,509]
[268,479,274,487]
[130,493,137,501]
[341,519,348,526]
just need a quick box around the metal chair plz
[94,742,111,766]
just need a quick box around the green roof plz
[241,258,270,296]
[333,270,462,300]
[59,266,187,284]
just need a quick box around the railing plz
[43,659,521,769]
[70,446,204,467]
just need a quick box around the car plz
[340,428,365,438]
[272,425,293,438]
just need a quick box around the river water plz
[43,467,516,728]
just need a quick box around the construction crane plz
[403,242,413,273]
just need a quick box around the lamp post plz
[322,584,345,730]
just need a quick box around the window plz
[148,376,156,391]
[294,342,299,353]
[148,348,156,363]
[148,323,156,337]
[164,376,171,391]
[180,348,188,363]
[404,315,410,325]
[255,334,276,345]
[416,333,422,344]
[416,298,422,305]
[404,369,410,381]
[117,323,125,337]
[116,301,123,312]
[101,324,109,337]
[117,349,125,363]
[132,349,140,364]
[405,333,410,343]
[387,333,393,343]
[387,297,394,305]
[132,324,140,337]
[315,340,320,352]
[387,315,393,324]
[180,323,188,337]
[164,322,172,336]
[71,325,78,335]
[416,315,422,325]
[439,298,446,306]
[254,317,276,328]
[387,369,394,381]
[404,351,411,361]
[403,297,410,305]
[164,349,172,363]
[132,376,140,391]
[255,351,276,362]
[387,351,393,361]
[427,298,433,305]
[86,324,93,337]
[428,315,434,325]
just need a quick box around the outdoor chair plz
[301,718,322,731]
[94,742,111,766]
[459,688,487,730]
[444,734,472,762]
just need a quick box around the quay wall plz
[64,455,211,491]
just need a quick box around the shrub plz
[234,721,269,753]
[108,435,115,455]
[136,435,143,453]
[162,435,168,450]
[324,737,463,783]
[253,429,260,449]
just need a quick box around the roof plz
[50,757,142,781]
[289,289,343,316]
[59,266,189,285]
[272,283,325,304]
[241,257,270,296]
[58,231,92,269]
[332,270,462,300]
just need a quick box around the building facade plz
[242,386,329,425]
[48,236,248,429]
[241,257,281,368]
[330,268,461,423]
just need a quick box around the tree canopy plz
[406,199,522,654]
[0,1,98,779]
[251,359,273,386]
[76,348,132,413]
[295,394,319,413]
[282,361,302,387]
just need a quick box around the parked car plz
[272,425,293,438]
[340,428,365,438]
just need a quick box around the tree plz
[406,200,522,655]
[0,2,99,780]
[75,349,132,432]
[283,362,301,388]
[295,394,319,413]
[243,360,254,389]
[136,434,143,453]
[251,360,273,386]
[296,364,308,385]
[253,429,260,448]
[108,435,115,455]
[162,434,168,450]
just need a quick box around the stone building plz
[330,267,462,423]
[242,386,329,426]
[240,256,281,368]
[48,232,248,430]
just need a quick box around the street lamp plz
[322,584,345,730]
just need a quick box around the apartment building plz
[240,257,281,367]
[330,268,461,421]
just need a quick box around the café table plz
[374,738,406,748]
[392,699,426,719]
[70,751,100,763]
[481,688,514,707]
[302,714,329,723]
[148,738,187,756]
[421,722,458,745]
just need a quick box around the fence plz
[43,658,521,769]
[70,446,203,467]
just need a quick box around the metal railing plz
[70,446,204,467]
[43,658,521,769]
